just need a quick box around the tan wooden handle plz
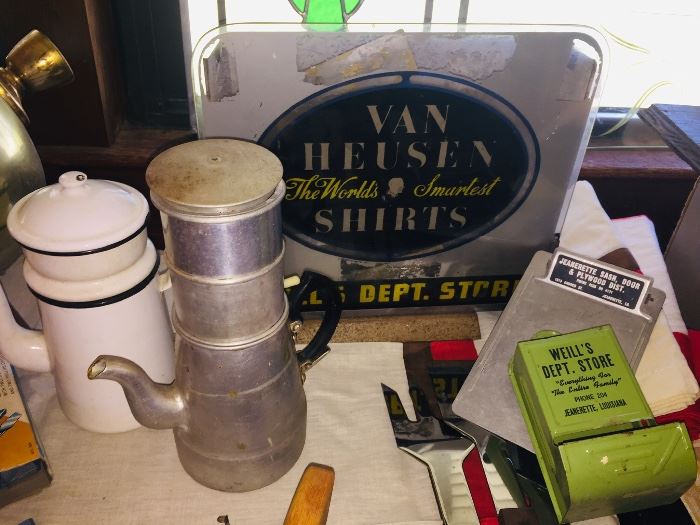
[283,463,335,525]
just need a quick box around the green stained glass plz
[288,0,365,24]
[306,0,343,23]
[344,0,363,14]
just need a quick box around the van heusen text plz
[540,341,627,417]
[283,104,502,234]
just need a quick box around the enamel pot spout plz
[87,355,185,430]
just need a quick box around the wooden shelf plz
[37,127,195,169]
[38,127,195,248]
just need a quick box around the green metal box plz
[510,325,696,523]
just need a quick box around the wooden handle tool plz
[283,463,335,525]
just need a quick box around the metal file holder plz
[453,248,665,453]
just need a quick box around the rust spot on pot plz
[237,442,246,450]
[228,389,238,398]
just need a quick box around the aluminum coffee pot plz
[88,139,342,491]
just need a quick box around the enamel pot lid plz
[146,139,283,217]
[7,171,149,255]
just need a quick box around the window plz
[182,0,698,146]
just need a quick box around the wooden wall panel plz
[0,0,123,146]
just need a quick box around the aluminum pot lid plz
[146,139,283,216]
[7,171,149,254]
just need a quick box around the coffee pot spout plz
[88,355,185,430]
[0,284,49,372]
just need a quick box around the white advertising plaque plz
[193,23,605,311]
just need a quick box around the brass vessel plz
[0,30,73,269]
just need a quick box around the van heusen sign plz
[194,26,604,310]
[260,72,539,261]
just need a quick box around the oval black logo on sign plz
[260,72,539,261]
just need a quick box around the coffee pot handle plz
[287,271,342,378]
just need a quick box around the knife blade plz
[383,383,497,525]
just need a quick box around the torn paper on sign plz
[340,259,442,280]
[408,35,517,81]
[557,39,601,102]
[202,39,239,102]
[302,33,417,85]
[296,33,377,71]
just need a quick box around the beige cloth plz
[559,182,625,260]
[565,182,699,415]
[612,216,687,334]
[613,216,699,415]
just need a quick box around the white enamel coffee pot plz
[0,171,175,433]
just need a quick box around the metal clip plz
[289,319,302,344]
[298,346,330,383]
[286,274,303,343]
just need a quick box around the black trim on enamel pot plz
[19,223,147,257]
[28,256,160,309]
